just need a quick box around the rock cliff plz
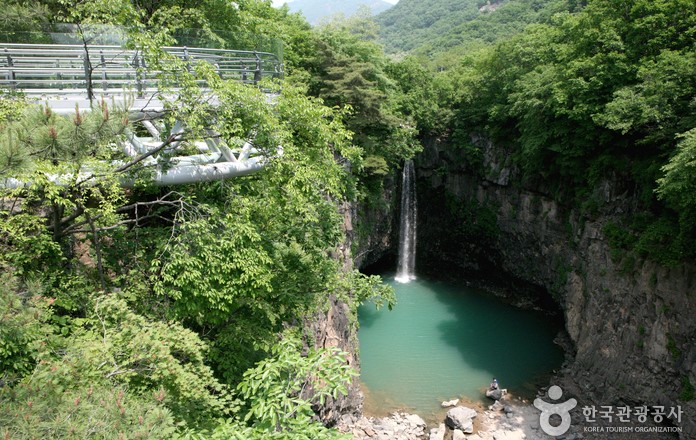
[309,187,398,425]
[416,135,696,437]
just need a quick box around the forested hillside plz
[377,0,482,54]
[0,1,408,438]
[377,0,571,63]
[377,0,696,265]
[1,0,695,437]
[443,0,696,264]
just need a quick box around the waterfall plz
[395,159,417,283]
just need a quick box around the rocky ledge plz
[434,399,553,440]
[338,398,549,440]
[337,412,428,440]
[340,393,681,440]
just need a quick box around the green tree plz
[307,17,421,174]
[446,0,696,262]
[0,1,52,43]
[0,273,51,380]
[0,2,396,438]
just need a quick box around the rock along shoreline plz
[338,393,558,440]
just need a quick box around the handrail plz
[0,43,283,100]
[0,43,284,187]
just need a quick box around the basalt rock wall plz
[416,135,696,437]
[309,180,398,425]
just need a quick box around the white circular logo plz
[533,385,577,436]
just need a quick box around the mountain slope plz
[376,0,482,53]
[288,0,393,25]
[377,0,569,56]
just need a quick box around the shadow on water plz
[430,277,564,396]
[358,271,397,331]
[358,303,384,330]
[358,273,564,416]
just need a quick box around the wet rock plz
[486,388,503,400]
[442,398,460,407]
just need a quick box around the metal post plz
[253,51,261,84]
[100,50,107,91]
[133,52,143,98]
[83,49,94,101]
[183,46,191,73]
[5,49,15,90]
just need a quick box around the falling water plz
[395,159,417,283]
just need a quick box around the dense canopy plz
[1,0,694,437]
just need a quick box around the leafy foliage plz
[444,0,696,263]
[236,334,356,434]
[301,14,422,176]
[657,129,696,213]
[0,273,51,379]
[0,0,404,438]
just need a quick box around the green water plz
[358,275,564,419]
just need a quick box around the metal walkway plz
[0,43,283,187]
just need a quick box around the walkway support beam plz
[0,43,284,187]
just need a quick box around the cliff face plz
[352,177,398,270]
[417,136,696,436]
[309,188,397,425]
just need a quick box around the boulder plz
[445,406,477,431]
[405,413,426,428]
[429,423,445,440]
[441,398,460,407]
[489,400,504,411]
[486,388,503,400]
[452,429,467,440]
[340,414,356,425]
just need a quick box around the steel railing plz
[0,43,283,98]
